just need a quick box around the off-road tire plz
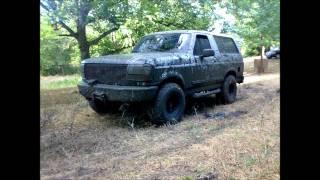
[151,83,185,125]
[217,75,237,104]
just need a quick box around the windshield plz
[132,33,191,53]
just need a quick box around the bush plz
[40,64,79,76]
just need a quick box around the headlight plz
[126,64,153,81]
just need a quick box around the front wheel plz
[150,83,186,125]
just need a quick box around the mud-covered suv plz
[78,30,244,124]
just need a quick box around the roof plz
[147,30,234,38]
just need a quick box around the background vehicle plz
[265,47,280,59]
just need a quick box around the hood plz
[82,52,192,66]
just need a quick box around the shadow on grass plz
[97,95,223,129]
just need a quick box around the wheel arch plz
[224,69,237,80]
[158,72,185,90]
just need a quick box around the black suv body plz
[78,30,244,124]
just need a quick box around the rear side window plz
[193,35,211,56]
[213,36,239,54]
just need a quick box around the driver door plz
[192,34,216,89]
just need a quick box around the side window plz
[193,35,211,56]
[193,38,201,56]
[213,36,239,54]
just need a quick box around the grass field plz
[41,74,81,90]
[40,58,280,179]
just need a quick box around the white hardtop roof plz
[147,30,234,38]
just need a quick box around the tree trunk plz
[254,34,268,73]
[76,2,91,60]
[255,45,268,73]
[260,46,263,61]
[77,25,90,60]
[78,39,90,60]
[254,58,268,74]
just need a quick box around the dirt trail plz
[243,73,279,84]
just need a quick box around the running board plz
[192,88,221,98]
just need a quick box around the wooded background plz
[40,0,279,76]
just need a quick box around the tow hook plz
[93,91,106,103]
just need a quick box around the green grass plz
[41,74,81,90]
[244,155,258,167]
[181,176,193,180]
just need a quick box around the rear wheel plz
[151,83,185,125]
[217,75,237,104]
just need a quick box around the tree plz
[41,16,78,75]
[126,0,215,44]
[90,0,216,56]
[224,0,280,58]
[40,0,130,60]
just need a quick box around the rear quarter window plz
[213,36,239,54]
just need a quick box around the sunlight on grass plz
[41,74,81,90]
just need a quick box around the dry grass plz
[40,59,280,180]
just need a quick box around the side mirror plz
[202,49,215,57]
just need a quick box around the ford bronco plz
[78,30,244,125]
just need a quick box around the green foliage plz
[126,0,214,39]
[40,16,79,75]
[89,27,135,56]
[40,0,280,75]
[90,0,215,56]
[224,0,280,57]
[41,0,132,59]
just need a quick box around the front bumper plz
[78,81,158,102]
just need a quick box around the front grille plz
[84,63,128,84]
